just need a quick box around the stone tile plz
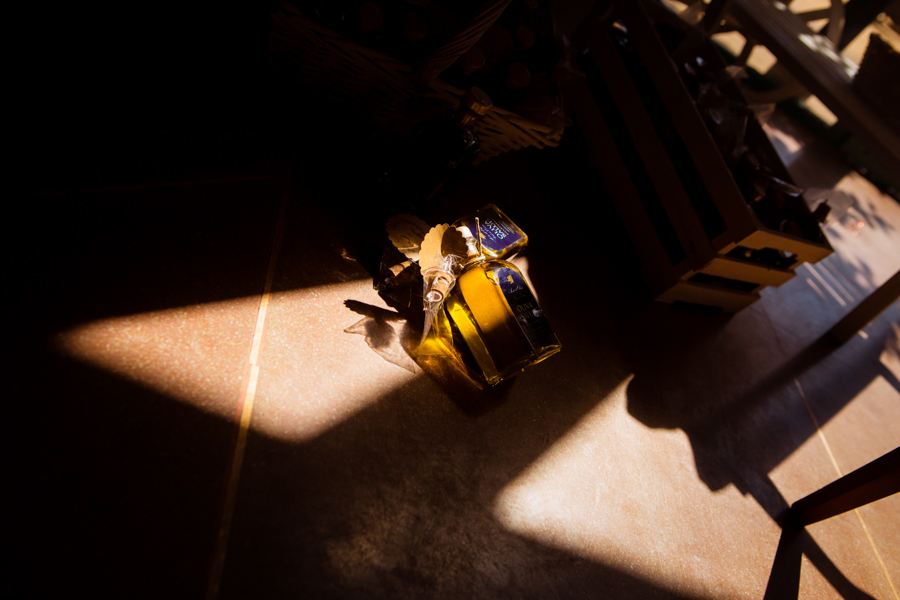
[801,510,898,600]
[769,402,896,599]
[54,295,264,419]
[799,317,900,598]
[14,179,285,333]
[495,381,784,600]
[761,109,900,358]
[219,156,694,599]
[216,129,900,600]
[747,128,900,596]
[15,86,898,600]
[220,102,900,600]
[860,493,900,595]
[11,352,240,600]
[11,178,284,598]
[805,327,900,478]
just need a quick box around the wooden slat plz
[569,1,833,311]
[728,0,900,177]
[622,0,834,262]
[701,0,732,34]
[565,79,686,293]
[791,447,900,525]
[741,228,833,266]
[616,0,758,244]
[696,256,795,287]
[590,28,716,270]
[656,280,761,312]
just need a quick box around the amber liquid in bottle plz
[446,257,560,386]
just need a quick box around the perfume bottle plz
[445,224,560,385]
[452,203,528,260]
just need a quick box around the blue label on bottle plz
[492,266,554,348]
[463,215,524,255]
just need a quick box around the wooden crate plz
[567,0,832,311]
[658,281,761,313]
[266,1,564,162]
[618,0,831,262]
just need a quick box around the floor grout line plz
[760,301,897,597]
[793,378,842,477]
[794,377,899,600]
[854,508,900,600]
[204,174,292,600]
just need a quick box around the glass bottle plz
[445,226,560,386]
[452,203,528,260]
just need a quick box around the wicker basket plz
[266,1,564,161]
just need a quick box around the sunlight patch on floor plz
[492,375,775,599]
[822,172,900,294]
[55,296,261,417]
[54,279,415,443]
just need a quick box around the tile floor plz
[10,65,899,600]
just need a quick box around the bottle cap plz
[424,270,454,303]
[463,87,492,115]
[456,225,484,261]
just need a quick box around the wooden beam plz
[791,447,900,525]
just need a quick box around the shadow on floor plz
[11,9,896,593]
[763,515,876,600]
[14,341,716,600]
[623,301,897,599]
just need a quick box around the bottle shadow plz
[343,298,518,417]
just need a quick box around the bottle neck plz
[462,252,487,271]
